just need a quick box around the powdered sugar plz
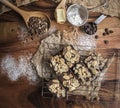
[78,34,96,50]
[0,54,39,84]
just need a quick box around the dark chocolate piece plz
[103,33,106,36]
[105,28,109,33]
[83,22,97,35]
[95,35,99,39]
[28,16,48,36]
[109,30,113,33]
[73,63,92,85]
[104,40,109,44]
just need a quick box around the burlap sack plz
[0,0,38,14]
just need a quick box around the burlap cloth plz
[0,0,120,17]
[0,0,37,14]
[53,0,120,18]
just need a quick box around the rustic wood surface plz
[0,0,120,108]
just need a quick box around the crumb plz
[106,32,110,35]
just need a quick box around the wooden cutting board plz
[0,0,120,108]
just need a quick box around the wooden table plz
[0,1,120,108]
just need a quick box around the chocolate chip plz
[95,35,99,39]
[104,40,109,44]
[105,28,108,33]
[83,22,97,35]
[106,32,110,35]
[103,33,106,36]
[28,16,48,36]
[109,30,113,33]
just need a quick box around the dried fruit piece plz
[95,35,99,39]
[109,30,113,33]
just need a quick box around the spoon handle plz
[0,0,25,15]
[58,0,66,8]
[94,14,107,25]
[61,0,67,5]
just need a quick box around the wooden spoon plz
[0,0,51,29]
[54,0,67,24]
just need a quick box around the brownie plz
[62,46,80,68]
[48,79,66,98]
[84,52,100,77]
[50,55,69,74]
[61,73,80,91]
[73,63,92,85]
[98,53,108,71]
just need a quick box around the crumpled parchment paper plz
[31,28,96,79]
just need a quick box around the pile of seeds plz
[28,16,49,36]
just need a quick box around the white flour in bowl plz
[67,6,84,26]
[0,54,39,84]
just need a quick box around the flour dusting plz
[0,54,39,84]
[78,35,96,50]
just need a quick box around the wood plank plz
[0,0,120,108]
